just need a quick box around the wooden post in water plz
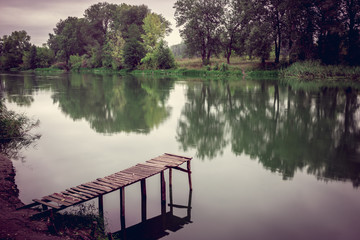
[98,195,104,218]
[141,179,147,222]
[169,168,173,214]
[160,171,166,214]
[187,160,193,191]
[120,187,125,230]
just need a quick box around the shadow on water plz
[112,190,193,240]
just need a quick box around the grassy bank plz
[281,61,360,81]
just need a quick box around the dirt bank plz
[0,154,69,240]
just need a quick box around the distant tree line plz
[174,0,360,65]
[0,2,176,71]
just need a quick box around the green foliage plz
[174,0,225,65]
[123,38,146,69]
[69,54,84,71]
[0,30,31,70]
[142,13,171,51]
[281,61,360,81]
[140,40,176,70]
[219,63,229,72]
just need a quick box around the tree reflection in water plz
[177,80,360,187]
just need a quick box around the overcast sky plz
[0,0,181,46]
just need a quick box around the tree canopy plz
[174,0,360,65]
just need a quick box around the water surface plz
[1,72,360,240]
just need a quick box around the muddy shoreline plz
[0,154,68,240]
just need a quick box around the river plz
[1,72,360,240]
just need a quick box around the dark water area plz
[1,72,360,239]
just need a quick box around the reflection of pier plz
[112,190,192,240]
[18,153,193,223]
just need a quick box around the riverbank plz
[0,154,64,239]
[0,154,100,240]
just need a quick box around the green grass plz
[281,61,360,81]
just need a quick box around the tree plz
[142,13,172,51]
[221,0,255,64]
[141,40,176,69]
[246,22,273,64]
[22,45,37,69]
[48,17,90,65]
[0,30,31,70]
[174,0,226,65]
[84,2,117,46]
[123,25,146,69]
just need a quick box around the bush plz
[219,63,229,72]
[69,54,83,71]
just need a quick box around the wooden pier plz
[19,153,193,222]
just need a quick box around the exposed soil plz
[0,154,94,240]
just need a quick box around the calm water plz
[1,72,360,240]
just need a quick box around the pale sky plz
[0,0,182,46]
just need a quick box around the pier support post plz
[141,179,147,222]
[187,160,193,191]
[98,195,104,218]
[120,187,125,230]
[160,171,166,214]
[169,168,173,214]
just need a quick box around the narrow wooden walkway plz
[19,153,192,218]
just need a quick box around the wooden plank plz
[153,156,184,165]
[122,168,150,177]
[42,196,72,206]
[138,163,166,171]
[110,173,134,181]
[162,156,190,163]
[114,172,141,180]
[81,183,109,193]
[164,153,192,160]
[97,178,124,188]
[52,193,81,204]
[78,185,104,195]
[93,180,118,190]
[135,164,163,174]
[104,176,130,185]
[65,189,93,199]
[86,182,113,192]
[33,199,61,209]
[156,155,186,163]
[70,187,98,197]
[146,159,170,167]
[61,191,89,201]
[126,167,157,176]
[115,172,144,181]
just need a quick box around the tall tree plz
[48,17,90,65]
[142,13,172,51]
[0,30,31,70]
[174,0,226,65]
[221,0,255,64]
